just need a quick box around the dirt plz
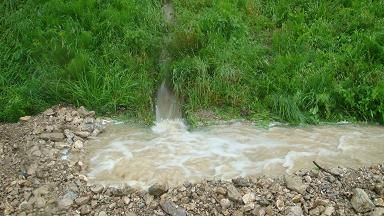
[1,105,383,216]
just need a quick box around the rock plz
[233,210,244,216]
[244,203,255,212]
[91,128,102,136]
[98,211,108,216]
[35,197,46,208]
[310,206,325,215]
[215,187,227,195]
[27,164,38,176]
[322,206,335,216]
[74,131,90,138]
[74,140,84,149]
[284,175,308,195]
[314,198,329,208]
[374,183,384,196]
[148,183,168,197]
[40,133,65,141]
[242,193,256,204]
[91,184,104,193]
[286,205,303,216]
[19,201,31,211]
[374,198,384,206]
[109,203,116,209]
[220,198,231,210]
[58,198,73,209]
[232,177,250,187]
[227,185,243,203]
[276,199,284,211]
[19,116,31,122]
[44,108,55,116]
[160,199,187,216]
[371,208,384,216]
[80,205,91,215]
[292,194,302,203]
[123,196,131,205]
[351,188,375,213]
[75,196,90,205]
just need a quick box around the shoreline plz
[1,106,383,215]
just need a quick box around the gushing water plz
[86,83,384,189]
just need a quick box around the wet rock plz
[220,198,231,210]
[40,133,65,141]
[232,177,250,187]
[91,128,102,136]
[160,199,187,216]
[91,184,104,193]
[74,131,90,138]
[19,116,31,122]
[227,185,243,203]
[80,205,91,215]
[284,175,308,195]
[148,183,168,197]
[351,188,375,213]
[242,193,256,204]
[75,196,90,205]
[286,205,303,216]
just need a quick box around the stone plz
[227,185,243,203]
[374,198,384,206]
[123,196,131,205]
[310,206,325,215]
[244,203,255,212]
[160,199,187,216]
[80,205,91,215]
[98,211,108,216]
[371,208,384,216]
[74,131,91,138]
[90,185,104,194]
[74,140,84,149]
[19,116,31,122]
[286,205,303,216]
[232,177,250,187]
[322,206,335,216]
[35,197,46,208]
[242,193,256,204]
[216,187,227,195]
[351,188,375,213]
[148,183,168,197]
[220,198,231,210]
[75,196,90,205]
[276,199,284,211]
[374,183,384,195]
[58,198,73,209]
[284,175,308,195]
[19,201,31,211]
[91,128,102,136]
[40,133,65,141]
[292,194,302,203]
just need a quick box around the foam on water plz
[86,121,384,188]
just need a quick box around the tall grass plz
[1,0,384,124]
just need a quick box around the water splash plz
[155,81,182,121]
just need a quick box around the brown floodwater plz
[85,120,384,189]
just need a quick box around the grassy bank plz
[1,0,384,124]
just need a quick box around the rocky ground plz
[1,106,384,216]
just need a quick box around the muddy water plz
[86,121,384,189]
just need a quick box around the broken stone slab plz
[160,199,187,216]
[351,188,375,213]
[284,175,308,195]
[40,133,65,142]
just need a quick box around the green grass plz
[1,0,384,125]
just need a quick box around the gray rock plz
[351,188,375,213]
[19,116,31,122]
[58,198,73,209]
[215,187,227,195]
[19,201,31,211]
[74,140,84,149]
[244,203,255,212]
[75,196,90,205]
[74,131,91,138]
[80,205,91,215]
[284,175,308,195]
[148,183,168,197]
[322,206,335,216]
[91,184,104,193]
[40,133,64,141]
[227,185,243,203]
[35,197,46,208]
[160,199,187,216]
[242,193,256,204]
[286,206,303,216]
[371,208,384,216]
[220,198,231,210]
[98,211,108,216]
[232,177,250,187]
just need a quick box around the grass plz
[1,0,384,125]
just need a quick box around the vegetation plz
[1,0,384,124]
